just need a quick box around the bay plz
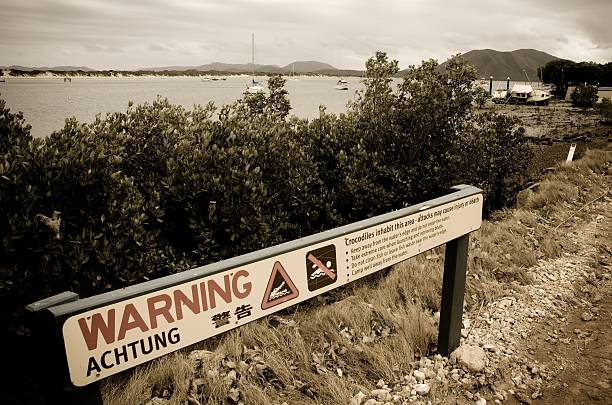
[0,76,365,138]
[0,76,525,138]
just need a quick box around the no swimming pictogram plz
[261,261,299,310]
[306,244,337,291]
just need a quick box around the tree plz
[266,75,291,119]
[570,84,599,108]
[474,86,490,108]
[0,98,32,154]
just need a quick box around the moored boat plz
[492,84,551,105]
[334,78,348,90]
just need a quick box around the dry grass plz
[102,147,611,405]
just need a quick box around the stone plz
[581,311,593,321]
[414,383,430,396]
[450,345,486,373]
[188,350,214,361]
[476,398,487,405]
[371,389,390,401]
[364,400,382,405]
[483,344,497,352]
[413,370,426,382]
[350,391,367,405]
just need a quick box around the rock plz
[376,379,386,388]
[364,400,382,405]
[371,389,390,400]
[188,350,213,361]
[514,391,533,404]
[450,345,486,373]
[482,344,497,352]
[414,383,430,395]
[351,391,367,405]
[413,370,426,382]
[476,398,487,405]
[581,311,593,321]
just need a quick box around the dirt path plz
[442,191,612,405]
[531,279,612,404]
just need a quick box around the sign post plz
[566,143,577,162]
[437,234,469,356]
[26,185,482,402]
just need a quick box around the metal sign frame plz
[27,184,482,403]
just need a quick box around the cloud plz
[0,0,610,69]
[85,44,123,53]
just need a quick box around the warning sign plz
[261,261,299,310]
[306,244,337,291]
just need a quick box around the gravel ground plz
[348,189,612,405]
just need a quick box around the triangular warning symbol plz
[261,261,299,310]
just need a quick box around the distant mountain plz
[140,61,337,74]
[281,61,337,73]
[139,62,284,73]
[434,49,561,81]
[4,61,346,75]
[1,65,95,72]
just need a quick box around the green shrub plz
[0,56,532,340]
[570,84,599,108]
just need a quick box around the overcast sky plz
[1,0,611,70]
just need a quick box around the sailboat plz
[289,63,299,81]
[334,78,348,90]
[246,33,265,94]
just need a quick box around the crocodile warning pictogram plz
[306,244,337,291]
[261,261,299,310]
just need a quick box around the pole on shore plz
[506,77,510,90]
[489,76,493,95]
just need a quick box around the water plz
[0,76,531,138]
[0,76,366,137]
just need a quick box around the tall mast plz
[251,33,255,78]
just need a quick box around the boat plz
[492,84,551,105]
[334,79,348,90]
[0,78,5,83]
[201,77,211,82]
[246,33,265,94]
[289,63,299,81]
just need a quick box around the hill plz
[434,49,561,81]
[140,61,338,74]
[281,61,337,73]
[1,65,95,72]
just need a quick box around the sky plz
[1,0,611,70]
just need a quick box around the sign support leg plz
[438,234,469,356]
[26,292,103,405]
